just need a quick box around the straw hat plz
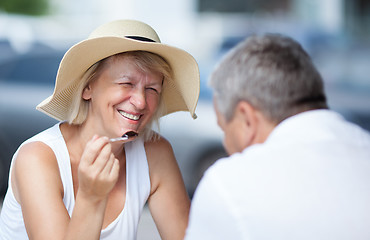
[36,19,200,120]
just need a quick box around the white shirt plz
[185,110,370,240]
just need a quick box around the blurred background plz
[0,1,369,236]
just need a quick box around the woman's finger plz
[100,153,115,176]
[91,142,112,173]
[108,158,120,183]
[80,136,109,166]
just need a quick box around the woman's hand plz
[12,135,120,240]
[63,135,121,239]
[78,135,120,202]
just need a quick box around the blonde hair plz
[67,51,172,141]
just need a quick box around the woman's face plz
[82,56,163,138]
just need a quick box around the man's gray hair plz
[209,34,328,123]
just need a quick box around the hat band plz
[125,36,156,42]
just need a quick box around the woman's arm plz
[12,136,119,240]
[146,136,191,240]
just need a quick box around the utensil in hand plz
[110,131,138,142]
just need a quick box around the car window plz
[0,53,63,85]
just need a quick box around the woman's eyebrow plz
[115,75,133,82]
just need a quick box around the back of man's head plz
[209,34,328,124]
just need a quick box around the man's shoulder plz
[202,145,266,185]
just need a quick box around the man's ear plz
[237,101,258,128]
[236,101,276,144]
[234,101,258,147]
[82,85,92,100]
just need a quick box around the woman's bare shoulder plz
[143,131,181,191]
[15,141,58,168]
[144,131,173,153]
[12,141,63,202]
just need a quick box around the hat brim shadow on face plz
[36,20,200,122]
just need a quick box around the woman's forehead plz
[104,58,162,82]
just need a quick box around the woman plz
[0,19,200,240]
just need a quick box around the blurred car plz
[0,47,62,198]
[0,43,227,199]
[158,102,227,195]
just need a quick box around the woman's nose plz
[130,88,146,110]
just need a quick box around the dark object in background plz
[0,45,62,198]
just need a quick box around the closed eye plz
[146,87,160,94]
[119,82,133,87]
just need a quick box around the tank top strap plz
[125,137,151,206]
[100,137,151,239]
[25,122,75,214]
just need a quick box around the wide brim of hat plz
[36,36,200,121]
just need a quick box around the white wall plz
[292,0,344,33]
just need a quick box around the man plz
[185,34,370,240]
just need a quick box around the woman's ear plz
[82,85,92,100]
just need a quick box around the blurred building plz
[1,0,369,55]
[0,0,369,116]
[0,0,369,121]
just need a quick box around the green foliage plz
[0,0,49,16]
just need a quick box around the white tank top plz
[0,123,151,240]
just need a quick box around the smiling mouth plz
[119,110,141,121]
